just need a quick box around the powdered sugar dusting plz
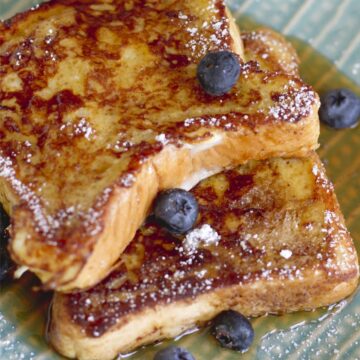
[280,249,292,259]
[59,118,95,140]
[313,164,334,194]
[155,133,170,146]
[119,173,136,187]
[183,224,221,252]
[242,31,299,75]
[268,84,317,123]
[0,156,52,236]
[178,12,188,20]
[73,118,95,140]
[182,114,240,131]
[183,0,231,57]
[0,155,110,240]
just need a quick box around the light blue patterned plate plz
[1,1,359,359]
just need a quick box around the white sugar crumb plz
[120,173,135,187]
[195,269,207,278]
[209,34,221,45]
[178,12,188,20]
[84,298,92,306]
[280,249,292,259]
[155,133,169,145]
[183,224,221,252]
[240,240,251,252]
[312,164,319,175]
[173,270,186,279]
[187,27,198,36]
[213,21,222,30]
[74,118,94,140]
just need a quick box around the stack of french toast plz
[0,1,358,359]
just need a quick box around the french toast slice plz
[0,0,320,291]
[50,152,359,360]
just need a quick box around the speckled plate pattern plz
[0,1,359,359]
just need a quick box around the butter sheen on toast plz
[50,153,359,360]
[0,0,320,291]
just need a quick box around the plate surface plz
[0,1,359,359]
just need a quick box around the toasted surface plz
[241,28,300,76]
[50,152,359,360]
[0,0,319,291]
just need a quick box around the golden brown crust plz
[242,28,300,76]
[51,276,358,360]
[50,153,359,360]
[0,1,319,291]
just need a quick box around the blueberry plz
[319,89,360,129]
[211,310,254,351]
[153,189,198,234]
[197,51,241,96]
[0,204,12,281]
[154,346,195,360]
